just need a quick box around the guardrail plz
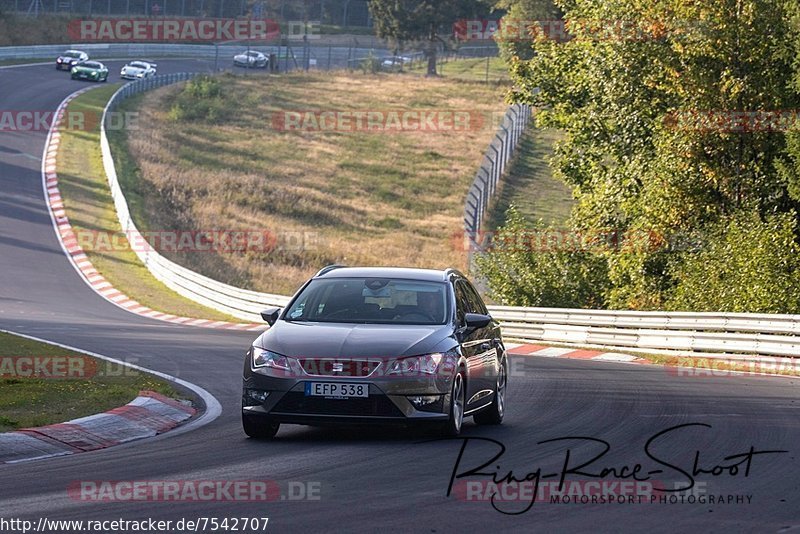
[0,42,387,71]
[98,74,800,357]
[463,104,532,260]
[101,73,290,322]
[489,307,800,357]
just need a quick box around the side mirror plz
[464,313,492,330]
[260,307,282,326]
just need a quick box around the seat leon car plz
[242,266,509,439]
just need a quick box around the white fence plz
[99,75,800,357]
[490,307,800,357]
[101,73,290,323]
[463,104,531,259]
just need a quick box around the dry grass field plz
[113,72,508,295]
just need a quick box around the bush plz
[168,76,229,123]
[668,211,800,313]
[475,206,609,308]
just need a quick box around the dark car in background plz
[242,266,508,439]
[56,50,88,71]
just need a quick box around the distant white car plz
[56,50,89,71]
[234,50,269,68]
[381,56,413,71]
[120,61,157,80]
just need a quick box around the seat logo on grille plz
[332,363,344,373]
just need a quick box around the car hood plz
[254,321,454,359]
[123,66,144,72]
[73,65,100,71]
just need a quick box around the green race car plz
[71,61,109,82]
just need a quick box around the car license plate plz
[304,382,368,398]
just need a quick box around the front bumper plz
[243,371,452,425]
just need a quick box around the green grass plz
[118,72,508,294]
[0,14,75,46]
[407,56,510,83]
[56,86,243,322]
[486,126,574,230]
[0,331,184,432]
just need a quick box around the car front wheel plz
[474,359,506,425]
[242,413,280,439]
[440,371,465,436]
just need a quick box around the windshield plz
[64,51,82,58]
[129,62,147,68]
[284,278,449,325]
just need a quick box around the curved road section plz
[0,61,799,532]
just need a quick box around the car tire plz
[242,413,280,439]
[440,371,465,436]
[474,358,506,426]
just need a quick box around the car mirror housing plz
[260,307,282,326]
[464,313,491,330]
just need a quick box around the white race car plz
[233,50,269,68]
[120,61,158,80]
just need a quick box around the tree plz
[368,0,489,76]
[475,206,609,308]
[481,0,800,312]
[493,0,562,63]
[668,212,800,313]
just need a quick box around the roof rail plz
[315,264,347,277]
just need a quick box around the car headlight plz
[252,347,290,371]
[386,353,446,376]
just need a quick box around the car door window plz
[453,281,470,325]
[462,281,489,315]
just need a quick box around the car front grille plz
[297,359,381,377]
[272,392,403,417]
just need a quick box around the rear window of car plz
[284,278,449,325]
